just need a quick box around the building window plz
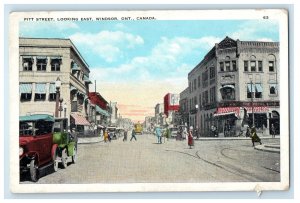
[36,57,47,71]
[250,61,256,72]
[220,85,235,100]
[202,70,208,88]
[22,57,33,71]
[269,61,275,72]
[49,93,56,101]
[202,91,208,105]
[21,93,32,101]
[35,93,46,101]
[258,61,263,72]
[51,59,61,71]
[244,61,248,72]
[209,66,215,78]
[189,82,191,93]
[198,76,201,88]
[199,94,201,108]
[193,79,197,91]
[232,60,237,71]
[225,61,230,71]
[220,62,224,72]
[247,83,262,98]
[269,84,277,95]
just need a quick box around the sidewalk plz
[194,135,280,141]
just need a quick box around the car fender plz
[51,144,58,161]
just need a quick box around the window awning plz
[83,75,92,83]
[247,84,256,92]
[22,56,33,59]
[71,62,81,71]
[36,56,47,60]
[19,84,32,94]
[35,83,46,94]
[50,56,62,60]
[49,83,56,94]
[71,113,90,126]
[220,84,235,90]
[96,105,110,117]
[70,85,77,92]
[255,84,263,92]
[213,107,240,117]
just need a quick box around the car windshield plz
[19,121,34,136]
[19,120,53,136]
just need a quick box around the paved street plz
[21,133,280,184]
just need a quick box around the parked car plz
[53,118,78,170]
[19,114,57,182]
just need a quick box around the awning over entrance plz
[220,84,235,90]
[244,106,269,113]
[20,83,32,93]
[71,113,91,126]
[96,105,110,117]
[214,107,240,117]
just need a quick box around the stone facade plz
[19,37,93,134]
[187,37,280,137]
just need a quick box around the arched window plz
[268,54,276,72]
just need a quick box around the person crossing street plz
[130,129,137,141]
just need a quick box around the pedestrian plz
[188,126,194,149]
[271,124,276,138]
[155,126,162,144]
[123,130,128,141]
[130,129,137,141]
[245,126,251,137]
[104,129,109,143]
[250,127,262,147]
[182,127,188,140]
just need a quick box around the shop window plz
[250,61,256,72]
[51,59,61,71]
[244,61,248,72]
[232,60,237,71]
[269,61,275,72]
[20,93,32,101]
[220,62,224,72]
[37,58,47,71]
[23,57,33,71]
[258,61,263,72]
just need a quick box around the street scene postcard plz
[9,9,289,193]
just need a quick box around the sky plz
[19,19,279,122]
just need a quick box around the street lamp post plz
[59,98,64,118]
[55,77,61,117]
[250,80,255,127]
[195,104,199,138]
[63,102,67,118]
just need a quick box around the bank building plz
[187,37,280,137]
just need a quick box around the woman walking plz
[188,127,194,149]
[250,127,262,147]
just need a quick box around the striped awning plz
[244,106,269,113]
[247,84,256,92]
[50,56,62,60]
[19,83,32,93]
[36,56,47,60]
[214,107,240,117]
[71,113,90,126]
[220,84,235,90]
[49,83,56,94]
[95,105,110,117]
[35,83,46,94]
[255,84,263,92]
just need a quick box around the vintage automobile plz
[107,126,117,140]
[19,114,57,182]
[53,118,77,170]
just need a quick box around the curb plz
[77,137,104,144]
[193,137,280,141]
[254,144,280,153]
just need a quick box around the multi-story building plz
[88,92,110,127]
[109,102,118,126]
[19,37,93,134]
[164,93,180,125]
[179,87,189,126]
[188,36,279,137]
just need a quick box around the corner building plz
[19,38,93,134]
[188,37,280,137]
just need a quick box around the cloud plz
[69,30,144,63]
[230,20,279,41]
[19,21,79,37]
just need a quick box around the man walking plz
[155,126,162,144]
[130,129,137,141]
[271,124,276,138]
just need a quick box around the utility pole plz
[251,80,255,127]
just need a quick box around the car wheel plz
[72,146,77,164]
[30,159,39,182]
[61,148,68,169]
[53,149,58,172]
